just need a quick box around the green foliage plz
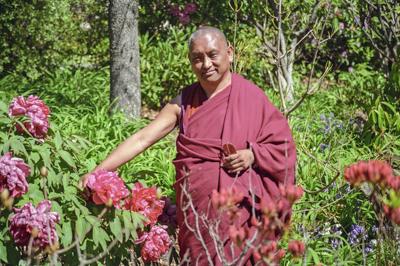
[140,27,196,109]
[0,0,108,80]
[0,68,176,264]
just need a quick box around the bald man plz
[82,26,296,265]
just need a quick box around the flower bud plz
[106,198,113,207]
[50,242,59,252]
[31,227,39,238]
[40,166,48,177]
[3,197,14,210]
[1,189,10,202]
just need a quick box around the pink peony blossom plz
[86,169,129,208]
[135,225,171,262]
[9,200,60,248]
[0,152,30,198]
[9,95,50,139]
[124,182,164,226]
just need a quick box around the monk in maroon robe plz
[81,26,295,265]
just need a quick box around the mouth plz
[202,70,216,77]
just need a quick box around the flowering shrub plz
[169,3,197,25]
[86,169,130,207]
[0,152,30,198]
[9,200,60,249]
[135,225,172,262]
[211,184,305,264]
[8,95,50,139]
[124,182,165,226]
[344,160,400,225]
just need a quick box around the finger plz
[228,166,244,174]
[224,154,239,163]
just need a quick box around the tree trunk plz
[109,0,141,118]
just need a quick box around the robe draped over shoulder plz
[173,73,296,265]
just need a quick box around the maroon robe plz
[173,73,296,265]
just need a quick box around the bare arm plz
[80,95,181,186]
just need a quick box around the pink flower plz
[9,200,60,248]
[279,184,304,204]
[86,169,129,207]
[124,182,164,226]
[9,95,50,139]
[0,152,30,198]
[344,160,394,187]
[288,240,306,257]
[135,225,171,262]
[383,205,400,225]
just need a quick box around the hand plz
[78,173,90,190]
[222,149,254,174]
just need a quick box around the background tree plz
[109,0,141,118]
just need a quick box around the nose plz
[203,56,212,69]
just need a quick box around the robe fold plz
[173,73,296,265]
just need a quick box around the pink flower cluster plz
[288,240,306,257]
[135,225,171,262]
[169,3,197,25]
[344,160,400,225]
[84,173,169,261]
[9,95,50,139]
[9,200,60,248]
[344,160,395,188]
[0,152,30,198]
[252,241,285,263]
[212,184,304,263]
[86,169,129,208]
[124,182,165,226]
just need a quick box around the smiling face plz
[188,31,233,89]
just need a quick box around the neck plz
[200,72,232,99]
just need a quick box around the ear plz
[227,44,234,63]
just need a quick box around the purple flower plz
[339,22,345,30]
[9,200,60,249]
[183,3,197,15]
[319,143,330,152]
[0,152,30,198]
[158,196,177,229]
[178,14,191,25]
[169,5,180,17]
[348,224,366,245]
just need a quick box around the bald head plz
[188,26,228,49]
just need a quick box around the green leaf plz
[39,148,51,168]
[122,210,132,241]
[59,150,76,168]
[76,217,88,244]
[92,226,110,250]
[110,217,123,243]
[54,131,63,151]
[9,136,28,157]
[0,241,7,263]
[61,221,73,247]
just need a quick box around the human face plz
[188,33,233,87]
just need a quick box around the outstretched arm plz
[80,96,181,187]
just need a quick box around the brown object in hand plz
[223,143,237,156]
